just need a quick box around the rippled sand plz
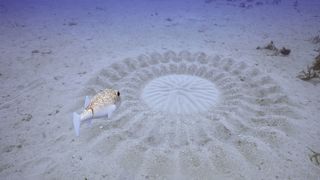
[1,0,320,179]
[70,51,315,179]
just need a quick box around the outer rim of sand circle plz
[83,51,296,134]
[73,51,304,179]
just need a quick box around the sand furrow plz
[72,51,303,179]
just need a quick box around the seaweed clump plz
[297,54,320,81]
[311,35,320,44]
[313,54,320,70]
[257,41,291,56]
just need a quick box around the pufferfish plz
[73,88,121,136]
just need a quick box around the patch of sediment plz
[74,51,311,179]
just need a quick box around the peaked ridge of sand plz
[64,51,314,179]
[142,74,220,114]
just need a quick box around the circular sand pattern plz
[142,74,219,114]
[77,51,305,179]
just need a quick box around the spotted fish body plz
[73,88,120,136]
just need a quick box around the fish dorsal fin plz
[84,96,91,108]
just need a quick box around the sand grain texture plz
[1,0,320,179]
[65,51,315,179]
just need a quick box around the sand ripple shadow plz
[75,51,307,179]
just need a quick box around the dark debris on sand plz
[21,114,32,122]
[297,53,320,81]
[308,147,320,167]
[256,41,291,56]
[310,35,320,44]
[205,0,282,9]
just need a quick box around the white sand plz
[142,74,220,114]
[0,0,320,179]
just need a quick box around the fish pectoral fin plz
[84,96,91,108]
[106,105,117,119]
[73,112,81,136]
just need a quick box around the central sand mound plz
[142,74,220,114]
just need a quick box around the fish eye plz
[117,91,120,96]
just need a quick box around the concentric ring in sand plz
[75,51,304,179]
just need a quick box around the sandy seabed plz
[0,0,320,179]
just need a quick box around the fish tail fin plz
[73,112,81,136]
[84,96,90,108]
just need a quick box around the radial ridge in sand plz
[66,51,313,180]
[142,74,220,114]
